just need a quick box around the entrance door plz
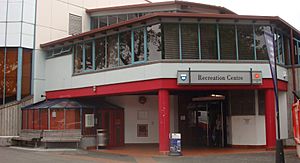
[96,109,124,147]
[181,100,224,147]
[207,101,224,147]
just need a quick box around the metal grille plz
[69,14,82,35]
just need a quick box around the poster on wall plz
[137,110,148,120]
[137,124,148,137]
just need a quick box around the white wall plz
[278,91,288,139]
[45,55,288,92]
[230,116,266,145]
[33,0,148,102]
[106,95,178,144]
[228,90,266,145]
[228,91,289,146]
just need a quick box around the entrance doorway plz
[95,109,124,147]
[179,95,226,147]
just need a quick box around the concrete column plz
[158,89,170,154]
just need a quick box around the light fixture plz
[92,85,96,92]
[139,96,147,104]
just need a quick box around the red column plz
[265,89,276,149]
[158,89,170,153]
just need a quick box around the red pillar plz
[265,89,276,149]
[158,89,170,153]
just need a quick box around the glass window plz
[294,41,299,64]
[22,110,28,129]
[50,109,64,130]
[119,31,132,65]
[84,42,93,70]
[99,16,107,28]
[0,49,4,105]
[108,15,118,25]
[255,26,269,60]
[230,90,255,115]
[134,28,145,62]
[258,90,265,115]
[33,109,39,129]
[74,44,83,73]
[66,109,81,129]
[181,24,199,59]
[40,109,48,130]
[118,14,127,23]
[147,24,162,61]
[237,25,254,60]
[200,24,218,59]
[127,13,137,20]
[284,37,290,65]
[91,17,99,29]
[22,49,32,98]
[27,109,34,129]
[219,25,236,60]
[95,38,106,70]
[275,33,284,64]
[5,48,18,103]
[107,35,118,68]
[163,24,179,59]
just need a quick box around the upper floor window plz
[69,14,82,35]
[61,23,290,75]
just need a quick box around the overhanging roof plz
[86,1,236,15]
[22,98,123,110]
[40,12,300,49]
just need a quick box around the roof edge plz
[86,1,236,15]
[40,13,300,49]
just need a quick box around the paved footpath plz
[0,147,299,163]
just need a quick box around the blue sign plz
[180,74,187,81]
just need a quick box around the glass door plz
[207,101,224,147]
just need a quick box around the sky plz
[150,0,300,30]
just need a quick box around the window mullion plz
[253,25,257,60]
[235,25,239,61]
[144,26,147,62]
[216,24,220,60]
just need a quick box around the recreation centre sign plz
[177,70,262,85]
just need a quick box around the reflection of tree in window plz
[147,24,162,61]
[134,28,145,62]
[274,33,285,64]
[74,44,83,73]
[237,25,254,60]
[5,48,18,103]
[119,31,132,65]
[22,49,32,98]
[255,26,269,60]
[107,35,118,68]
[84,42,93,70]
[95,38,106,70]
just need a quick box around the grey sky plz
[151,0,300,30]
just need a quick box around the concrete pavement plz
[0,147,299,163]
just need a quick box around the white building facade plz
[1,0,300,153]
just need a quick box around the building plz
[1,0,300,154]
